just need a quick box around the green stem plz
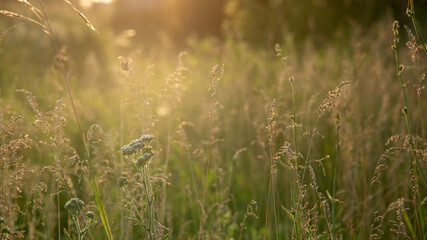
[276,47,300,239]
[393,23,427,186]
[332,113,340,239]
[393,21,426,240]
[292,116,320,239]
[290,76,297,211]
[123,187,146,230]
[140,167,154,240]
[147,166,155,239]
[72,214,82,240]
[408,0,427,54]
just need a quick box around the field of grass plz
[1,1,427,239]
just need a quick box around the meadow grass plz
[0,1,427,239]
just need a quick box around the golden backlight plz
[0,0,426,239]
[79,0,113,8]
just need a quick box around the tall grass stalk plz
[37,1,114,239]
[161,123,171,224]
[265,99,279,240]
[415,57,427,240]
[139,167,155,240]
[177,123,203,233]
[290,115,320,239]
[407,0,427,54]
[201,63,224,236]
[392,20,425,240]
[274,44,299,239]
[392,21,427,185]
[291,79,348,239]
[332,113,340,238]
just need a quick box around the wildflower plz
[144,145,152,152]
[121,137,151,156]
[121,135,154,156]
[140,134,154,142]
[121,144,137,156]
[117,176,128,188]
[65,198,84,215]
[135,156,148,168]
[135,152,154,168]
[85,211,95,220]
[143,151,154,160]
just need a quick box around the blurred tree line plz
[112,0,427,47]
[1,0,426,91]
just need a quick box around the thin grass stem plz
[408,0,427,54]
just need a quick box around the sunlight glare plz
[80,0,113,8]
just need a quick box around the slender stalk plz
[57,183,61,240]
[271,166,279,240]
[408,0,427,54]
[286,60,299,240]
[71,214,82,240]
[392,21,427,185]
[186,141,203,232]
[275,45,300,239]
[414,30,427,240]
[264,177,272,240]
[140,166,155,240]
[119,97,125,239]
[264,99,278,240]
[123,187,146,230]
[147,166,155,239]
[202,117,213,207]
[161,122,171,223]
[332,113,340,239]
[201,64,224,237]
[291,116,320,239]
[36,1,113,239]
[393,21,425,240]
[269,147,279,240]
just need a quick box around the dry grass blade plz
[16,0,44,21]
[0,10,50,35]
[62,0,98,32]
